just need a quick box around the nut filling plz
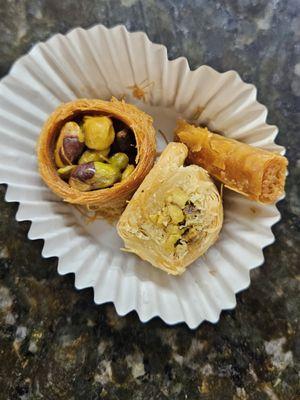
[54,115,137,191]
[117,143,223,275]
[147,187,218,259]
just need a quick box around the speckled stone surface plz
[0,1,299,399]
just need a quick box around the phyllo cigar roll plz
[117,143,223,275]
[37,98,156,220]
[175,120,288,204]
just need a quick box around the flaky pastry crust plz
[37,98,156,220]
[175,120,287,204]
[117,143,223,275]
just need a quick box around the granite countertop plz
[0,1,299,399]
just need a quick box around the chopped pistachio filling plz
[135,184,221,260]
[146,187,205,258]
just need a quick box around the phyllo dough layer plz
[117,142,223,275]
[175,120,287,204]
[37,98,156,220]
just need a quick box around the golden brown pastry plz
[37,98,156,220]
[175,120,288,204]
[117,143,223,275]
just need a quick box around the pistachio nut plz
[92,162,121,189]
[69,161,120,191]
[109,152,129,171]
[166,224,182,235]
[54,121,85,168]
[166,188,189,209]
[83,116,115,150]
[164,233,181,253]
[167,204,185,224]
[78,148,110,164]
[164,224,186,252]
[114,128,136,153]
[69,162,95,191]
[57,165,77,180]
[149,214,159,224]
[121,164,135,181]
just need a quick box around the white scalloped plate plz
[0,24,284,328]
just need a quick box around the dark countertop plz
[0,1,299,399]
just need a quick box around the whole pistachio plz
[83,116,115,150]
[108,152,129,171]
[78,148,110,164]
[69,162,95,191]
[69,161,121,191]
[93,162,121,189]
[54,121,85,168]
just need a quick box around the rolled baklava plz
[175,120,288,204]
